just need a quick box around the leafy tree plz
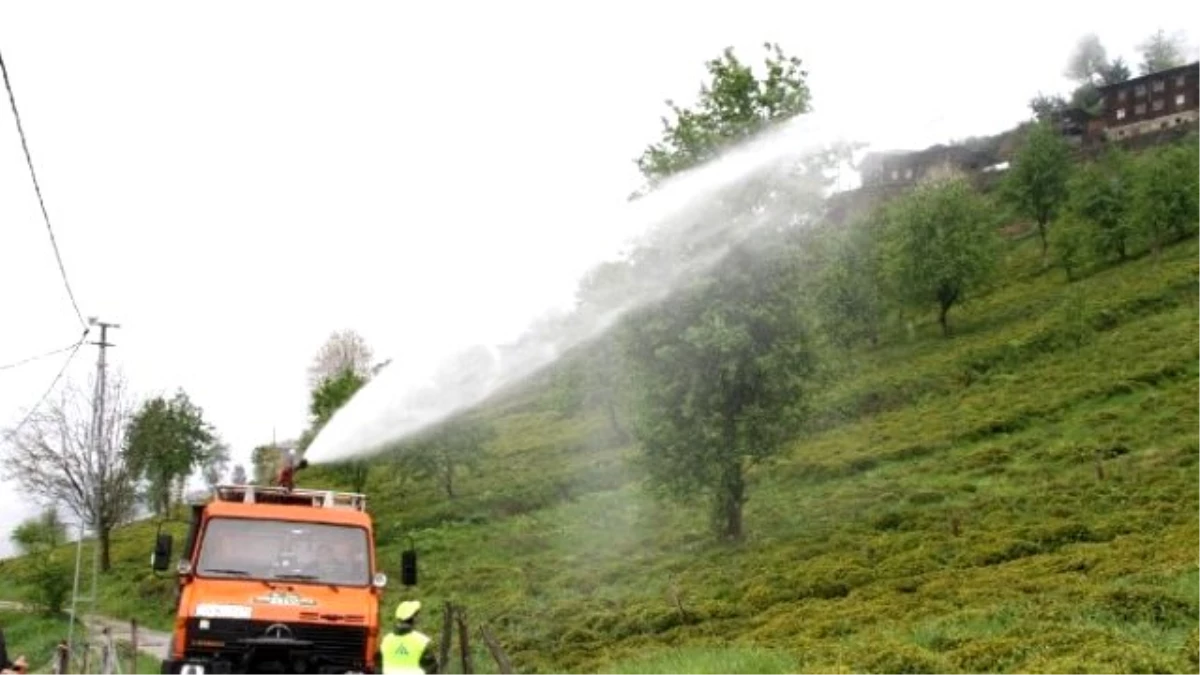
[310,368,368,428]
[885,174,999,336]
[1050,215,1091,282]
[202,443,231,490]
[815,211,890,349]
[1130,140,1200,259]
[1136,29,1188,74]
[1101,57,1132,85]
[124,390,222,516]
[1065,33,1109,84]
[308,329,375,388]
[636,43,811,185]
[10,508,70,613]
[230,463,248,485]
[616,43,825,542]
[2,372,139,572]
[1003,120,1073,265]
[1067,148,1135,262]
[1029,93,1069,123]
[620,243,817,540]
[403,418,494,499]
[11,507,65,553]
[251,444,282,485]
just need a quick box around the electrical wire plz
[0,340,82,371]
[1,328,89,441]
[0,45,87,330]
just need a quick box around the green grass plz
[2,230,1197,673]
[0,610,161,674]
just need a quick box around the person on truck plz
[275,447,309,492]
[380,600,438,674]
[0,626,28,675]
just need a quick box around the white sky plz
[0,0,1195,558]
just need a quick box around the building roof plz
[1096,61,1199,94]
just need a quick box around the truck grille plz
[185,618,367,665]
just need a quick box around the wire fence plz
[32,626,130,675]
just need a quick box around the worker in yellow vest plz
[380,600,439,674]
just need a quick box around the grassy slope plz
[2,233,1196,674]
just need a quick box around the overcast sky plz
[0,1,1195,558]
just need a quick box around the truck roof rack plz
[213,484,368,512]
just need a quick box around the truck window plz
[195,517,370,586]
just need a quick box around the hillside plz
[2,211,1196,673]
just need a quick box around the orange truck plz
[150,482,417,674]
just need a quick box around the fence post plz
[438,601,453,671]
[130,620,138,675]
[479,624,512,674]
[80,641,90,675]
[53,641,69,675]
[456,606,474,674]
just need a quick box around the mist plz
[303,111,865,465]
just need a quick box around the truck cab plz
[150,484,416,674]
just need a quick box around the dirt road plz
[83,613,171,661]
[0,600,170,662]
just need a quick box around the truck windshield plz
[195,517,371,587]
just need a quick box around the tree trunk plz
[938,302,951,337]
[1037,219,1049,268]
[99,527,112,572]
[444,462,455,499]
[714,460,745,542]
[604,397,626,442]
[937,285,959,338]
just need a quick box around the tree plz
[403,418,493,499]
[1065,33,1109,84]
[815,211,890,349]
[202,443,231,490]
[1130,139,1200,259]
[124,390,222,516]
[1003,120,1073,265]
[308,330,375,388]
[1,373,138,572]
[11,507,66,553]
[620,243,818,541]
[310,368,368,428]
[10,508,70,614]
[230,463,248,485]
[1100,57,1132,85]
[1049,215,1090,282]
[616,43,826,542]
[1067,148,1135,262]
[1136,29,1188,74]
[251,445,282,485]
[885,174,999,337]
[1029,93,1069,123]
[635,43,811,185]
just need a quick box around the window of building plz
[1176,74,1187,87]
[1152,80,1165,93]
[1153,99,1165,111]
[904,168,913,180]
[1176,93,1186,106]
[1118,89,1127,101]
[1135,84,1147,97]
[1135,103,1146,115]
[1116,107,1126,120]
[890,169,898,181]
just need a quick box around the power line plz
[1,328,89,441]
[0,340,82,371]
[0,45,87,329]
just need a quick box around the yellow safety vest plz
[380,630,432,674]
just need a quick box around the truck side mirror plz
[151,534,174,572]
[401,549,417,586]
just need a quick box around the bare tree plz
[1,371,138,572]
[307,329,375,387]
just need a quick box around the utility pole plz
[66,317,119,667]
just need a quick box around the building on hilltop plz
[1091,61,1199,142]
[858,128,1019,189]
